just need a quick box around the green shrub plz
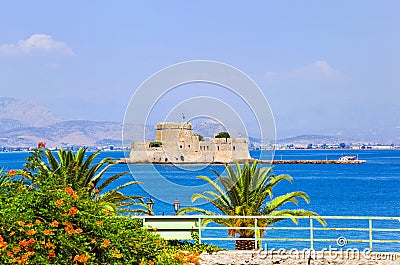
[214,132,230,138]
[149,142,162,148]
[194,134,204,141]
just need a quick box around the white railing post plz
[255,218,258,249]
[369,219,373,251]
[198,217,202,244]
[310,217,314,250]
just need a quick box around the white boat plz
[338,155,357,161]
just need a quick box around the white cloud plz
[265,60,348,82]
[396,125,400,129]
[0,34,74,56]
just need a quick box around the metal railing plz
[139,215,400,251]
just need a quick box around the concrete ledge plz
[200,251,400,265]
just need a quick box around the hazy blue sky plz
[0,1,399,141]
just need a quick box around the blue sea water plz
[1,149,400,251]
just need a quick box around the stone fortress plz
[127,122,251,164]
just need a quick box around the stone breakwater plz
[199,251,400,265]
[114,159,366,165]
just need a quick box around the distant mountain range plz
[0,97,153,148]
[192,119,242,138]
[0,97,61,127]
[277,134,354,145]
[0,97,391,148]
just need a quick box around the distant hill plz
[0,97,61,127]
[192,119,242,138]
[278,134,354,145]
[0,97,155,148]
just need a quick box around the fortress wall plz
[129,122,251,163]
[213,150,233,163]
[129,142,152,163]
[199,141,215,152]
[231,138,251,160]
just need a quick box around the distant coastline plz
[1,145,399,153]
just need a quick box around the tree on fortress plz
[194,134,204,141]
[178,161,326,250]
[215,132,230,138]
[24,146,150,214]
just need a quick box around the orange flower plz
[89,182,95,187]
[13,246,21,253]
[35,219,41,225]
[71,194,79,200]
[96,221,103,226]
[21,254,28,264]
[0,241,7,250]
[17,221,25,227]
[65,187,74,195]
[26,229,37,236]
[6,251,13,257]
[101,239,110,248]
[51,220,59,227]
[54,199,64,207]
[46,242,54,248]
[19,240,28,247]
[63,222,75,235]
[38,141,46,149]
[48,249,55,259]
[27,238,35,245]
[74,254,89,263]
[44,230,53,235]
[26,223,34,228]
[113,253,123,258]
[136,244,140,248]
[8,169,15,176]
[75,228,83,233]
[68,207,78,216]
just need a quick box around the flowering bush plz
[0,146,220,264]
[0,177,168,264]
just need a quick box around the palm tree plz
[178,161,325,250]
[24,147,150,214]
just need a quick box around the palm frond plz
[96,172,129,193]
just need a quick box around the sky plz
[0,1,399,141]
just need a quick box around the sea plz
[1,149,400,251]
